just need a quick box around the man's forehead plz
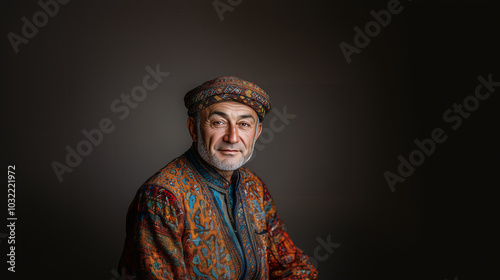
[203,101,258,119]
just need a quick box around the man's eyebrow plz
[238,114,255,121]
[208,111,228,118]
[208,111,256,121]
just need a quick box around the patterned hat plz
[184,76,272,121]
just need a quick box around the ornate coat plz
[119,147,318,279]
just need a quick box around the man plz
[119,76,318,279]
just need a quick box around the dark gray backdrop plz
[1,0,499,279]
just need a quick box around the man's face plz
[190,101,262,172]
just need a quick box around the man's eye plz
[240,123,250,127]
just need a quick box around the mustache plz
[215,144,243,151]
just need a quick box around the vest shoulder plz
[238,167,264,183]
[139,155,197,196]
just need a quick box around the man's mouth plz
[218,149,240,154]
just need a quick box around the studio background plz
[1,0,499,279]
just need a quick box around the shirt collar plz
[185,144,240,193]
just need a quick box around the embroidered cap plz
[184,76,272,121]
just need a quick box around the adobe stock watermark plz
[110,268,135,280]
[51,64,170,183]
[308,234,341,269]
[384,74,499,192]
[248,106,297,162]
[7,0,71,54]
[213,0,243,21]
[340,0,412,64]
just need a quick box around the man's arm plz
[263,184,319,280]
[119,184,186,279]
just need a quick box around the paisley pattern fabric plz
[119,147,318,279]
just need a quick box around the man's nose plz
[223,124,239,143]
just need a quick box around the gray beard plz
[196,121,258,171]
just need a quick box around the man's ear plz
[187,116,197,142]
[255,122,263,140]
